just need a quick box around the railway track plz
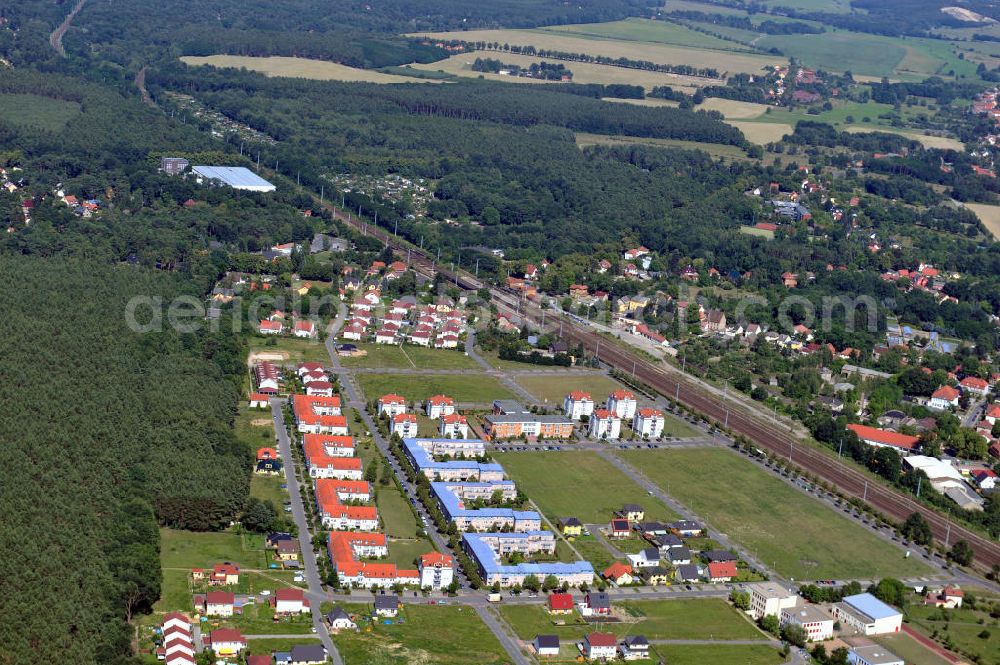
[316,197,1000,572]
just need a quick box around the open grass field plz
[844,126,964,150]
[250,474,288,508]
[618,448,932,580]
[542,18,755,51]
[245,637,323,655]
[511,372,625,406]
[494,450,678,523]
[227,601,315,634]
[339,343,479,370]
[0,93,81,131]
[499,598,763,641]
[905,601,1000,663]
[160,527,268,570]
[249,336,331,363]
[355,372,516,403]
[153,569,192,613]
[575,132,756,160]
[963,202,1000,240]
[571,535,617,570]
[873,633,954,665]
[617,599,765,640]
[728,121,793,144]
[655,644,784,665]
[378,484,420,539]
[698,98,769,119]
[411,49,710,91]
[181,55,437,84]
[332,603,509,665]
[740,226,776,239]
[235,404,275,449]
[412,29,782,75]
[756,30,978,80]
[602,96,683,107]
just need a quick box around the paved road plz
[271,399,344,665]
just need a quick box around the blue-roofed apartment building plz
[405,438,594,588]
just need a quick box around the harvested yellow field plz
[728,121,792,144]
[844,126,963,150]
[412,29,781,75]
[964,202,1000,240]
[180,55,436,83]
[411,50,710,91]
[601,97,682,107]
[697,98,769,119]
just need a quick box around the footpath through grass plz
[618,448,931,580]
[495,450,677,524]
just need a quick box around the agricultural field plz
[0,93,81,131]
[331,603,509,665]
[160,527,269,570]
[963,202,1000,240]
[618,448,932,580]
[757,30,979,80]
[601,96,683,107]
[541,18,756,51]
[411,50,708,91]
[697,98,769,119]
[180,55,438,83]
[728,121,793,144]
[494,450,678,524]
[844,126,964,150]
[575,132,756,161]
[412,28,782,76]
[355,372,516,403]
[339,343,479,369]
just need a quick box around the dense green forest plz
[2,0,656,69]
[0,257,248,664]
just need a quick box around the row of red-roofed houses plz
[296,361,335,396]
[293,383,458,591]
[258,310,319,339]
[342,292,467,348]
[155,612,195,665]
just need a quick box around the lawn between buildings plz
[356,372,516,403]
[618,448,932,580]
[330,603,510,665]
[499,598,764,642]
[339,343,481,370]
[494,450,678,525]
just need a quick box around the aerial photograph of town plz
[4,0,1000,664]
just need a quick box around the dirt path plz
[49,0,86,57]
[134,66,157,108]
